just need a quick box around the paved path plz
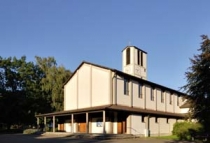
[0,134,195,143]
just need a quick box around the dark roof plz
[63,61,187,96]
[122,46,147,54]
[36,104,186,118]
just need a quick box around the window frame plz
[169,93,172,104]
[126,48,130,65]
[138,83,143,98]
[151,87,155,101]
[161,90,164,103]
[124,78,129,95]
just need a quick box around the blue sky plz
[1,0,210,90]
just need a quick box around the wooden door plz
[117,122,122,134]
[117,121,126,134]
[78,122,86,133]
[60,124,64,131]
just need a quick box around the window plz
[169,93,172,104]
[155,117,158,123]
[151,88,154,101]
[137,51,140,65]
[161,90,164,103]
[138,83,143,98]
[124,78,129,95]
[177,96,179,106]
[141,116,145,122]
[126,48,130,65]
[141,52,143,66]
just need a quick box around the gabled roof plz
[63,61,187,96]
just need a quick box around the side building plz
[36,46,188,137]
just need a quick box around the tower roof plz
[122,46,147,54]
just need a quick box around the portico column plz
[71,114,74,133]
[53,116,55,132]
[86,112,89,133]
[44,117,46,131]
[103,110,106,134]
[37,117,40,127]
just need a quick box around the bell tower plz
[122,46,147,80]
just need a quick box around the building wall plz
[116,75,131,106]
[158,118,170,136]
[91,118,112,134]
[64,63,111,110]
[149,117,159,136]
[114,75,186,114]
[64,73,77,110]
[145,85,156,110]
[132,81,145,108]
[156,88,165,112]
[129,115,145,135]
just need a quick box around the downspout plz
[111,71,117,105]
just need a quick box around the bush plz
[23,128,40,134]
[172,121,203,140]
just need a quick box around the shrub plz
[172,121,203,140]
[23,128,40,134]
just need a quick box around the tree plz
[183,35,210,131]
[35,56,71,111]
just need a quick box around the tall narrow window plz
[137,51,140,65]
[169,93,172,104]
[161,90,164,103]
[151,88,154,101]
[141,52,143,66]
[124,78,129,95]
[177,96,179,106]
[138,83,143,98]
[126,48,130,65]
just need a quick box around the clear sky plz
[1,0,210,91]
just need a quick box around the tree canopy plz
[183,35,210,131]
[0,56,71,128]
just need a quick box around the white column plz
[53,116,55,132]
[103,110,106,134]
[71,114,74,133]
[37,117,40,127]
[86,112,89,133]
[44,117,46,132]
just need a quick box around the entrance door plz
[78,122,86,133]
[60,124,64,131]
[117,121,126,134]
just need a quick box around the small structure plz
[36,46,188,137]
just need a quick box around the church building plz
[36,46,188,137]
